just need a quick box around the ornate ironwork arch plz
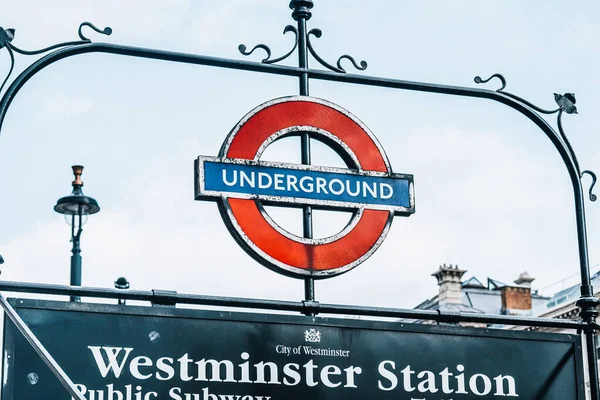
[0,2,597,399]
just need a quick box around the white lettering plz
[380,183,393,199]
[320,365,342,388]
[156,357,175,380]
[455,364,468,394]
[222,169,237,186]
[377,361,397,391]
[258,172,272,189]
[87,346,133,379]
[283,363,301,386]
[274,174,285,190]
[195,359,236,382]
[304,360,319,387]
[416,370,438,393]
[329,179,345,195]
[401,365,416,392]
[73,383,87,399]
[299,177,314,192]
[240,171,255,188]
[286,175,299,192]
[439,367,454,394]
[493,374,518,397]
[130,356,153,379]
[238,352,252,383]
[107,383,123,400]
[169,387,182,400]
[362,181,377,198]
[316,177,328,194]
[178,354,194,381]
[254,361,280,384]
[469,373,492,396]
[343,366,362,388]
[346,180,360,197]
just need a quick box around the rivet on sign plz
[26,372,38,385]
[149,331,160,342]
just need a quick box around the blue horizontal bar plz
[202,160,411,209]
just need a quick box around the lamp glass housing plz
[64,212,89,227]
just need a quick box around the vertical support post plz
[572,179,600,400]
[290,0,315,304]
[70,211,83,303]
[585,326,600,400]
[70,237,81,302]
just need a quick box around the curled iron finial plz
[474,74,506,91]
[474,73,561,115]
[0,22,112,95]
[238,25,298,64]
[581,171,597,202]
[238,43,272,63]
[78,22,112,41]
[5,22,111,56]
[306,29,367,74]
[336,55,368,73]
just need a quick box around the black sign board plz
[1,299,584,400]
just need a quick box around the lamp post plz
[54,165,100,302]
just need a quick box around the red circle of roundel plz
[219,96,393,278]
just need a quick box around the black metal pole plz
[291,0,315,303]
[0,280,587,329]
[70,211,82,302]
[585,326,600,400]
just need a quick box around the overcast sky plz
[0,1,599,310]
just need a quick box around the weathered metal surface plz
[195,96,412,278]
[1,299,586,400]
[0,281,586,329]
[0,1,598,398]
[0,295,86,400]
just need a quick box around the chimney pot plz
[432,264,467,306]
[514,271,535,288]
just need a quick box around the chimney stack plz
[501,272,535,315]
[432,264,466,305]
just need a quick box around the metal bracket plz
[436,309,461,325]
[151,289,178,307]
[301,299,320,316]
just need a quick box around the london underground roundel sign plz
[195,96,414,278]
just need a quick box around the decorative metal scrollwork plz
[475,74,596,203]
[582,170,597,202]
[474,74,506,91]
[0,22,111,93]
[557,108,580,173]
[238,25,298,64]
[475,74,560,114]
[306,29,367,73]
[78,22,112,41]
[238,24,367,74]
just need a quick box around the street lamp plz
[54,165,100,302]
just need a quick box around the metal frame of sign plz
[0,1,598,399]
[1,299,587,400]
